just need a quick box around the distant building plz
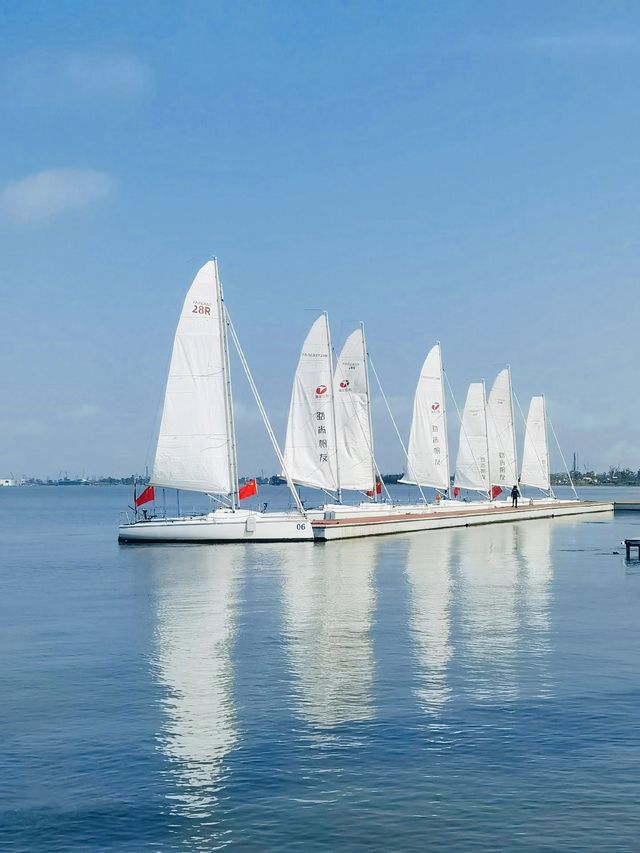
[0,478,17,487]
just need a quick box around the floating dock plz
[613,502,640,512]
[311,500,614,541]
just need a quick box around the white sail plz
[151,260,234,495]
[487,368,518,490]
[283,314,339,491]
[334,328,376,492]
[520,396,550,491]
[400,343,449,490]
[454,382,490,493]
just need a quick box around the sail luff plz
[400,343,449,490]
[361,323,378,497]
[150,260,234,495]
[325,312,341,499]
[440,342,451,492]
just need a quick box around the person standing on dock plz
[511,485,519,508]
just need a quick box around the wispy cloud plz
[1,168,115,225]
[2,51,150,103]
[69,403,100,420]
[523,31,639,56]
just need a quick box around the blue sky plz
[1,0,639,478]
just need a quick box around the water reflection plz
[404,531,452,713]
[456,524,519,701]
[515,519,554,697]
[281,539,378,727]
[150,546,242,841]
[516,519,553,636]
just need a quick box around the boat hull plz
[118,509,313,543]
[311,500,614,541]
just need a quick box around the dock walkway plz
[312,500,614,541]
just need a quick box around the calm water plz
[1,485,640,851]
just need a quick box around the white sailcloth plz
[487,368,518,489]
[399,343,449,490]
[334,328,376,492]
[520,396,550,491]
[283,315,339,491]
[151,260,234,495]
[454,382,490,493]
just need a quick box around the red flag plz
[135,485,155,507]
[366,480,382,497]
[491,485,502,499]
[453,487,460,498]
[239,478,258,500]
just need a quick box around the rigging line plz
[513,392,554,497]
[226,316,306,516]
[368,355,427,504]
[547,411,578,500]
[144,332,175,483]
[443,370,488,498]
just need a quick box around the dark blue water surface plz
[1,485,639,851]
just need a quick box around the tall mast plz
[361,322,378,500]
[507,364,518,488]
[542,394,550,493]
[482,378,491,501]
[325,311,341,502]
[216,259,239,510]
[438,341,451,495]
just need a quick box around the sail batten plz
[334,328,376,492]
[454,382,490,493]
[283,315,339,491]
[520,396,550,491]
[151,260,234,495]
[400,343,449,490]
[487,368,518,489]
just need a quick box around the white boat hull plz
[311,500,614,541]
[118,509,313,542]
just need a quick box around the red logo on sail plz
[315,385,328,396]
[431,402,440,411]
[339,380,350,389]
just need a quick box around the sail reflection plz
[151,546,241,829]
[405,531,452,713]
[281,539,378,727]
[456,523,519,701]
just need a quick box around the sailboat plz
[519,395,552,497]
[399,342,450,500]
[118,260,313,542]
[454,381,491,499]
[486,367,518,499]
